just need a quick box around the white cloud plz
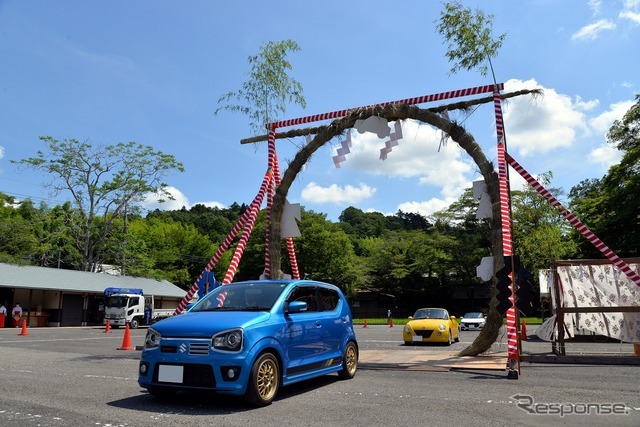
[141,186,224,211]
[502,78,590,156]
[589,100,635,134]
[0,145,4,160]
[194,200,226,209]
[619,10,640,24]
[301,182,376,204]
[571,19,616,40]
[588,145,623,167]
[332,120,474,198]
[575,97,600,111]
[588,0,602,15]
[508,167,531,192]
[397,197,457,218]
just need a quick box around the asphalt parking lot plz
[1,324,639,427]
[1,323,637,371]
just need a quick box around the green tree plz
[0,193,37,263]
[511,172,577,274]
[435,0,506,80]
[12,136,184,272]
[569,95,639,258]
[607,94,640,151]
[215,39,307,134]
[126,217,215,289]
[30,202,83,269]
[431,188,493,277]
[296,210,360,293]
[338,206,387,238]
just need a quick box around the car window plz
[191,281,287,312]
[414,309,449,319]
[318,287,339,311]
[286,285,318,312]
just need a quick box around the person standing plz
[387,309,392,326]
[0,303,6,328]
[12,303,23,328]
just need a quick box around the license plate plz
[412,335,423,342]
[158,365,183,383]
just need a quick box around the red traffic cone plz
[389,319,394,328]
[521,320,528,340]
[118,324,134,350]
[104,320,112,333]
[363,319,368,328]
[19,319,28,336]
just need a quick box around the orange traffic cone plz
[118,324,134,350]
[389,319,394,328]
[634,343,640,357]
[104,320,111,333]
[19,319,28,336]
[363,319,368,328]
[521,320,528,340]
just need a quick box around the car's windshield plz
[464,312,484,318]
[413,309,448,320]
[190,281,288,312]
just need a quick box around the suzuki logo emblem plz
[179,343,187,353]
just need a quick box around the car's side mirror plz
[286,301,308,314]
[450,316,456,320]
[407,316,413,320]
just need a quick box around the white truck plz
[103,287,174,329]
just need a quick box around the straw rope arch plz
[262,90,539,356]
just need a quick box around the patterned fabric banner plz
[536,263,640,343]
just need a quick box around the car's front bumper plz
[460,323,484,330]
[138,338,252,396]
[403,329,450,343]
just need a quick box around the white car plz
[460,312,486,331]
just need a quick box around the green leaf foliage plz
[215,39,307,134]
[435,1,506,78]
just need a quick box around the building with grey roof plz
[0,263,186,327]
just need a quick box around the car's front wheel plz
[245,353,279,406]
[130,318,139,329]
[338,341,358,380]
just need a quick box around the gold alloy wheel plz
[256,356,278,401]
[338,341,358,379]
[344,343,357,375]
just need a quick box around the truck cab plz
[104,287,146,329]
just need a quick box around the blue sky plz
[1,0,638,222]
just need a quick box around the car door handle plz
[315,321,321,328]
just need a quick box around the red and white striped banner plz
[264,131,277,278]
[223,170,275,284]
[507,153,640,287]
[493,88,520,365]
[173,170,275,314]
[263,129,301,280]
[268,83,504,129]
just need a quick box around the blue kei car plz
[138,279,358,406]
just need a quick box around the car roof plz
[230,279,342,291]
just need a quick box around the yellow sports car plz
[403,308,460,345]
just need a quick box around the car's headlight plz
[212,329,243,352]
[145,328,161,349]
[438,324,446,331]
[404,324,411,332]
